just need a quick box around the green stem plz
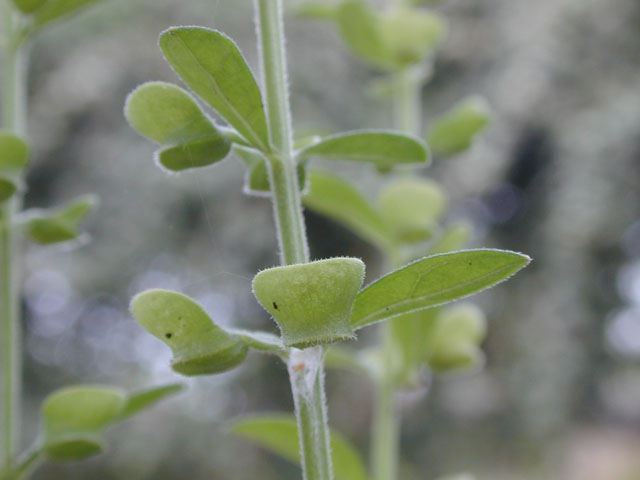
[371,66,423,480]
[255,1,332,479]
[1,1,28,469]
[256,0,308,266]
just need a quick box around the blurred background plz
[5,0,640,478]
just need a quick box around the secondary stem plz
[255,1,332,479]
[371,66,423,480]
[1,1,28,469]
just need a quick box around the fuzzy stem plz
[255,1,333,479]
[1,1,28,469]
[256,0,309,266]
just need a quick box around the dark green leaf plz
[0,131,28,170]
[156,135,231,172]
[159,27,270,152]
[0,178,17,202]
[350,249,531,329]
[230,415,369,480]
[298,131,428,168]
[303,170,391,250]
[427,96,491,155]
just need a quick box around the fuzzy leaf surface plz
[350,249,530,329]
[160,27,270,152]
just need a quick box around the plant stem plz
[255,1,332,479]
[371,67,423,480]
[1,1,28,469]
[256,0,308,266]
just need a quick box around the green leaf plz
[159,27,270,152]
[428,222,472,255]
[118,384,182,421]
[125,82,231,172]
[230,415,369,480]
[377,178,446,244]
[252,258,365,348]
[12,0,48,13]
[235,146,306,196]
[379,7,446,68]
[32,0,102,30]
[426,304,486,372]
[25,194,98,245]
[297,2,339,20]
[0,178,17,202]
[303,170,391,250]
[230,330,285,354]
[130,289,248,376]
[298,131,428,168]
[336,1,390,69]
[0,131,28,170]
[350,249,531,329]
[427,96,491,156]
[42,386,126,461]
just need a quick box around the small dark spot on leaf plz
[273,302,278,310]
[165,333,173,339]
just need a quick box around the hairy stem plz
[255,1,332,479]
[1,1,28,469]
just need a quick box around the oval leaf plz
[428,96,491,156]
[32,0,103,30]
[336,1,390,69]
[0,131,28,170]
[298,130,429,168]
[377,178,447,244]
[0,177,17,202]
[130,289,248,376]
[156,136,231,172]
[303,170,391,250]
[159,27,270,152]
[230,415,369,480]
[350,249,531,329]
[252,258,365,348]
[42,386,126,460]
[25,194,98,245]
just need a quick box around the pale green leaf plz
[377,177,447,244]
[0,131,28,170]
[428,222,472,255]
[230,415,368,480]
[428,96,491,156]
[130,289,248,376]
[297,2,338,20]
[350,249,531,329]
[235,146,306,196]
[379,7,446,68]
[298,131,428,168]
[159,27,270,152]
[118,384,183,421]
[42,386,126,460]
[32,0,102,30]
[12,0,48,13]
[252,258,365,348]
[303,170,391,249]
[230,330,286,354]
[336,1,390,69]
[156,136,231,172]
[0,178,17,202]
[25,194,98,245]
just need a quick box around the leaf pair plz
[0,132,29,204]
[304,171,446,250]
[300,1,447,70]
[130,290,284,376]
[41,384,180,461]
[22,194,98,245]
